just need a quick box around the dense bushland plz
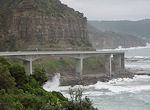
[0,57,98,110]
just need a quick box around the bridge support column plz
[121,53,125,70]
[105,54,112,76]
[113,53,124,73]
[23,60,33,74]
[75,58,83,78]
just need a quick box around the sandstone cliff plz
[0,0,92,51]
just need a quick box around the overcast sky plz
[60,0,150,21]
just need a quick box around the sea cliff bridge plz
[0,51,125,77]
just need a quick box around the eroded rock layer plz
[0,0,91,51]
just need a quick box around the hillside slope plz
[88,19,150,42]
[88,23,146,49]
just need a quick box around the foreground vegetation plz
[0,56,97,110]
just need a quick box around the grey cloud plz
[60,0,150,20]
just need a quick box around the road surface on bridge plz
[0,50,125,56]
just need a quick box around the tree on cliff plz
[32,67,48,86]
[9,64,28,87]
[0,56,11,67]
[0,57,16,90]
[0,63,16,90]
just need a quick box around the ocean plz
[43,45,150,110]
[125,46,150,70]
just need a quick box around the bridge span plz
[0,51,125,77]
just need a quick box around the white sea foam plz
[126,56,150,59]
[66,76,150,96]
[134,75,150,79]
[83,91,104,96]
[43,72,150,97]
[121,43,150,50]
[82,75,150,94]
[126,64,150,69]
[93,82,150,94]
[43,73,61,91]
[97,43,150,51]
[87,75,150,95]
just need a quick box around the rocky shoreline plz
[60,69,134,86]
[59,68,150,86]
[128,68,150,76]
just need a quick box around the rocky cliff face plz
[0,0,92,51]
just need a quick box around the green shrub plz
[9,64,28,87]
[0,63,16,90]
[84,56,105,71]
[0,56,11,67]
[62,88,98,110]
[0,57,98,110]
[0,90,24,110]
[32,67,48,86]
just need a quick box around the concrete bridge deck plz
[0,50,124,56]
[0,50,125,77]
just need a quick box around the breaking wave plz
[98,43,150,51]
[83,75,150,95]
[43,74,150,96]
[43,73,60,91]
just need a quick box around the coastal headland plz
[0,0,136,86]
[1,0,150,110]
